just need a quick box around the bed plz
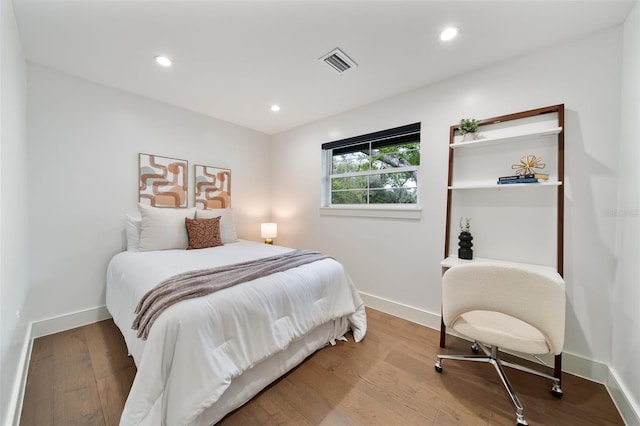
[106,206,367,425]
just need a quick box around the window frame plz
[321,123,422,219]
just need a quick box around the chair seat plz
[451,310,550,355]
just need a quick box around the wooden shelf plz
[444,105,565,276]
[449,181,562,190]
[450,127,562,149]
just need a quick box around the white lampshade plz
[261,223,277,239]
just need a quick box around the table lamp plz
[261,223,277,244]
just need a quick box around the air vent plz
[319,48,358,75]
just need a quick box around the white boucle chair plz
[435,262,566,426]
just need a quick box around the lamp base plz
[264,238,273,245]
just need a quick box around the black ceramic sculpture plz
[458,218,473,260]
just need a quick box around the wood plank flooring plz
[20,308,624,425]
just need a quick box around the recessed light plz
[270,104,281,112]
[155,56,172,67]
[439,27,459,42]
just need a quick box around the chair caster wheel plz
[551,389,563,398]
[471,343,479,353]
[551,383,563,398]
[434,363,443,373]
[515,412,529,425]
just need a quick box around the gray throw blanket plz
[132,249,330,339]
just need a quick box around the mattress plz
[106,240,366,425]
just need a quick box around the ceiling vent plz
[320,48,358,75]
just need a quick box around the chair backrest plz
[442,263,565,354]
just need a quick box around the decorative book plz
[498,173,549,182]
[497,177,539,184]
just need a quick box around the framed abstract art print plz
[139,153,188,208]
[194,165,231,209]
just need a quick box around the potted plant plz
[459,118,480,141]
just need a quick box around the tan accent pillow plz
[185,217,223,250]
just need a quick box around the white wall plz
[612,2,640,422]
[270,27,623,365]
[25,65,271,324]
[0,0,29,423]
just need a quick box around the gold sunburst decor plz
[512,154,546,175]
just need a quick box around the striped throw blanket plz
[132,249,329,339]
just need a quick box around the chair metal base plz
[435,342,563,426]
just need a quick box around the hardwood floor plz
[20,308,624,425]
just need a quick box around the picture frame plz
[194,164,231,209]
[139,153,188,208]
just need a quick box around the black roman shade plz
[321,123,421,153]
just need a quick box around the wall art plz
[194,165,231,209]
[139,153,188,208]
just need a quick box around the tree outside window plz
[326,130,420,206]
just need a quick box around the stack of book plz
[497,173,549,184]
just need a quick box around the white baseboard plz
[608,368,640,426]
[10,306,112,426]
[359,291,442,330]
[4,322,33,426]
[359,291,639,425]
[31,305,111,339]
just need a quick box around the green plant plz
[459,118,479,135]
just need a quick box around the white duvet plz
[106,240,366,425]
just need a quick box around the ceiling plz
[13,0,635,135]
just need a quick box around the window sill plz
[319,206,422,220]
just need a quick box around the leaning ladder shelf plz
[441,104,565,383]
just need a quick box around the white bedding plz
[106,240,367,425]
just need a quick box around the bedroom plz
[1,0,639,425]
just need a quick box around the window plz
[322,123,420,207]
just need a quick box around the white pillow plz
[126,213,142,251]
[138,204,196,251]
[195,208,238,244]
